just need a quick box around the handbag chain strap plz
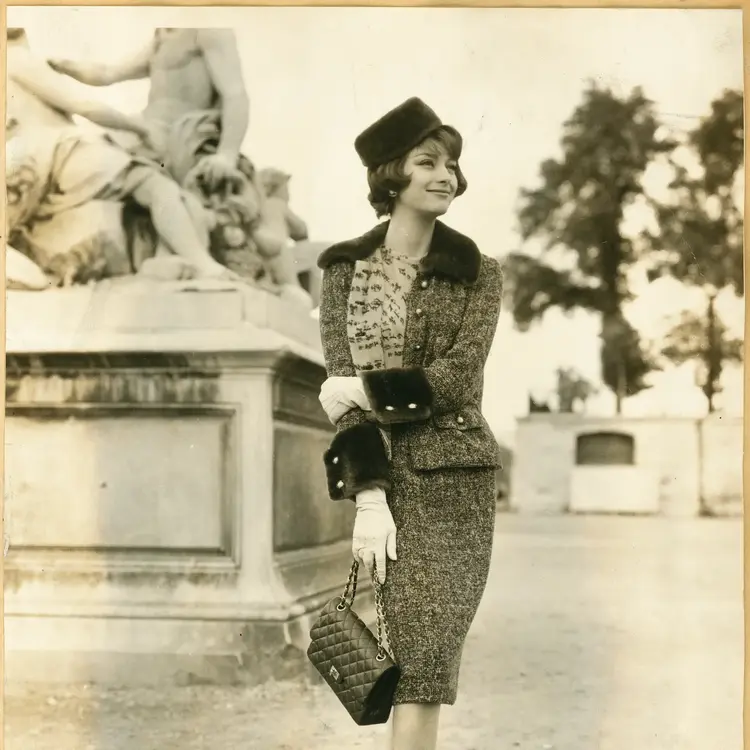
[338,560,393,662]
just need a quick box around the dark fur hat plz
[354,97,462,170]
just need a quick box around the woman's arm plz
[318,262,390,500]
[360,255,503,424]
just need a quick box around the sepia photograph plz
[3,6,744,750]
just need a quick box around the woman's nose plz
[437,164,455,183]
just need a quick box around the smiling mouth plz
[429,190,453,197]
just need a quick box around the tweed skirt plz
[380,427,497,706]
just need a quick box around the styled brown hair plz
[366,126,468,218]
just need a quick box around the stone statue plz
[48,28,311,300]
[6,245,50,290]
[5,27,236,286]
[254,167,332,308]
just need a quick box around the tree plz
[556,367,596,413]
[600,313,655,406]
[659,307,743,412]
[645,88,744,410]
[503,81,673,412]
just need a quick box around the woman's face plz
[395,139,459,217]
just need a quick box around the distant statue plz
[528,395,552,413]
[5,27,237,286]
[49,28,311,301]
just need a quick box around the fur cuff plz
[361,367,434,425]
[324,422,390,501]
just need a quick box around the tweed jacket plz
[317,219,504,501]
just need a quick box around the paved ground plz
[5,514,743,750]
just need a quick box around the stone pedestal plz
[4,280,372,685]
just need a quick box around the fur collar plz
[317,219,482,285]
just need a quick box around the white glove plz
[352,487,397,584]
[319,375,371,424]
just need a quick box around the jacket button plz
[408,403,417,409]
[336,480,344,488]
[414,344,422,351]
[332,456,339,464]
[415,308,423,316]
[456,415,465,424]
[385,405,395,411]
[420,280,428,289]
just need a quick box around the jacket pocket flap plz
[407,417,502,472]
[433,407,483,430]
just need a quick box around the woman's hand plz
[319,375,371,424]
[352,487,397,584]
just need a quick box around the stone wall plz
[700,415,744,514]
[3,283,370,686]
[510,414,743,517]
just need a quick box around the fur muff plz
[354,97,462,170]
[361,366,434,425]
[324,421,391,501]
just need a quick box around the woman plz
[316,97,503,750]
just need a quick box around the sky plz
[9,7,745,439]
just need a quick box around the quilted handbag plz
[307,560,401,725]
